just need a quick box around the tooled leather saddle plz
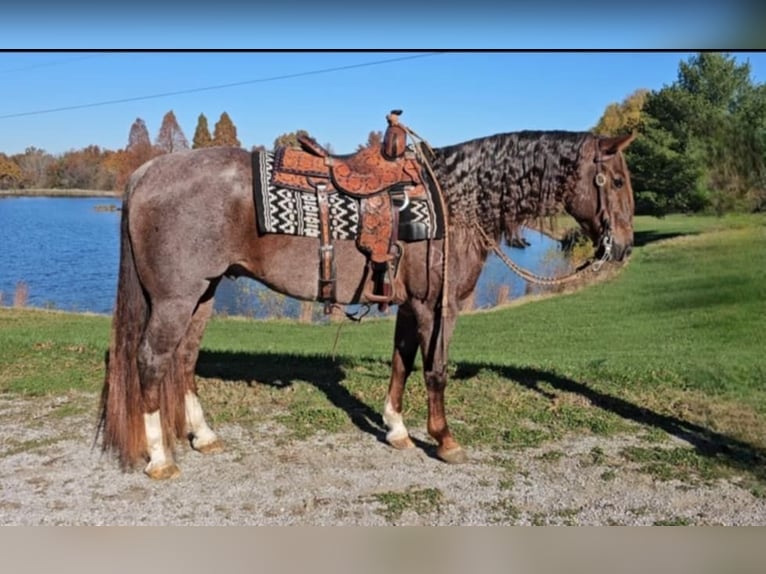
[269,110,431,312]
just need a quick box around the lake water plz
[0,196,570,317]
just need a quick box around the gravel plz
[1,393,765,526]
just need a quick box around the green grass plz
[1,213,764,487]
[367,487,444,521]
[0,310,110,395]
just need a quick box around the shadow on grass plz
[455,362,766,481]
[633,230,690,248]
[196,349,766,477]
[196,349,438,457]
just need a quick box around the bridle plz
[593,149,614,265]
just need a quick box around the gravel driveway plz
[1,392,765,526]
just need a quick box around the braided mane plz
[431,130,592,240]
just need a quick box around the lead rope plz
[475,224,612,286]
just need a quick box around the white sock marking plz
[185,392,218,448]
[143,410,168,469]
[383,396,409,442]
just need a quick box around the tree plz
[126,117,155,170]
[616,52,766,214]
[358,130,383,150]
[593,89,649,136]
[192,113,213,149]
[45,145,115,190]
[0,153,22,189]
[212,112,241,147]
[626,115,705,215]
[155,110,189,154]
[113,118,158,191]
[273,129,311,150]
[127,117,152,152]
[12,147,55,189]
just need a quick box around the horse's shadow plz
[196,350,766,478]
[454,362,766,481]
[633,229,689,247]
[195,350,438,456]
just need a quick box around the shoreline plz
[0,188,119,198]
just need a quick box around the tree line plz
[593,52,766,215]
[1,52,764,216]
[0,110,243,193]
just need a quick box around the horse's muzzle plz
[610,242,633,262]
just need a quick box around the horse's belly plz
[245,235,371,304]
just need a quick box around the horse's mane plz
[431,130,592,237]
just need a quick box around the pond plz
[0,196,571,317]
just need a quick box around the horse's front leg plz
[421,305,467,464]
[383,306,419,449]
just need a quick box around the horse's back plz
[127,146,252,206]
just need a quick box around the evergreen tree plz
[122,117,156,187]
[192,113,213,149]
[127,118,151,151]
[212,112,241,147]
[155,110,189,153]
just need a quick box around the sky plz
[1,2,765,157]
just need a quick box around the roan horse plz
[98,126,636,479]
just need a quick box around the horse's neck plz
[446,224,493,301]
[434,132,583,239]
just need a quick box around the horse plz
[98,128,636,479]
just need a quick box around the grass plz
[0,213,764,488]
[368,487,444,521]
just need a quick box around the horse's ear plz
[598,132,637,159]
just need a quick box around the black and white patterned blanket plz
[252,150,443,242]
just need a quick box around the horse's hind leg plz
[383,306,419,450]
[138,297,200,480]
[178,296,224,454]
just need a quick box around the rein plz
[475,223,612,286]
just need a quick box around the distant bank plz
[0,188,119,198]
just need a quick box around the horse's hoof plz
[437,446,468,464]
[144,463,181,480]
[194,438,224,455]
[388,435,416,450]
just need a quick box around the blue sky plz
[2,51,765,157]
[1,2,764,156]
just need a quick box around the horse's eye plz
[613,177,624,189]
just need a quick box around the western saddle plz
[270,110,431,312]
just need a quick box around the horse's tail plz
[97,198,148,470]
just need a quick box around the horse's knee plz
[137,341,175,406]
[137,353,161,409]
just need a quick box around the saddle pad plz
[252,150,443,241]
